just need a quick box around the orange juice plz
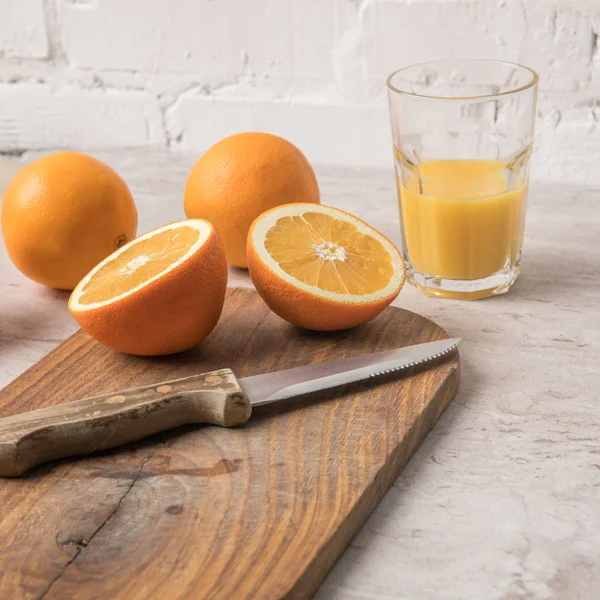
[398,159,528,288]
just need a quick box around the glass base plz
[407,260,521,300]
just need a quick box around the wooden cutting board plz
[0,288,459,600]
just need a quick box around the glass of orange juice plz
[387,60,538,299]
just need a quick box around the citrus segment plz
[77,226,201,306]
[247,204,405,331]
[69,220,227,356]
[264,212,395,294]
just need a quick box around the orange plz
[69,220,227,356]
[247,203,406,331]
[184,132,320,268]
[1,151,137,290]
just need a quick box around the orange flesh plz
[79,226,201,304]
[263,212,394,294]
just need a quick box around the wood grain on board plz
[0,288,459,600]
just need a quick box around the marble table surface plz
[1,151,599,600]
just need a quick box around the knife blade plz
[241,338,460,405]
[0,338,459,477]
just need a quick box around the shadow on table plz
[508,246,596,303]
[0,288,71,358]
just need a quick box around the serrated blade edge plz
[240,338,460,406]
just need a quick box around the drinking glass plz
[387,59,538,299]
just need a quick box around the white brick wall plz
[0,0,598,184]
[0,0,48,59]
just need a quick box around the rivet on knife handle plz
[0,369,251,477]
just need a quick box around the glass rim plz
[386,59,539,101]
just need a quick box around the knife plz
[0,338,459,477]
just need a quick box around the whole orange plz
[1,151,138,290]
[184,132,320,268]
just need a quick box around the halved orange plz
[247,203,405,330]
[69,219,227,356]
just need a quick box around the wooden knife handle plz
[0,368,251,477]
